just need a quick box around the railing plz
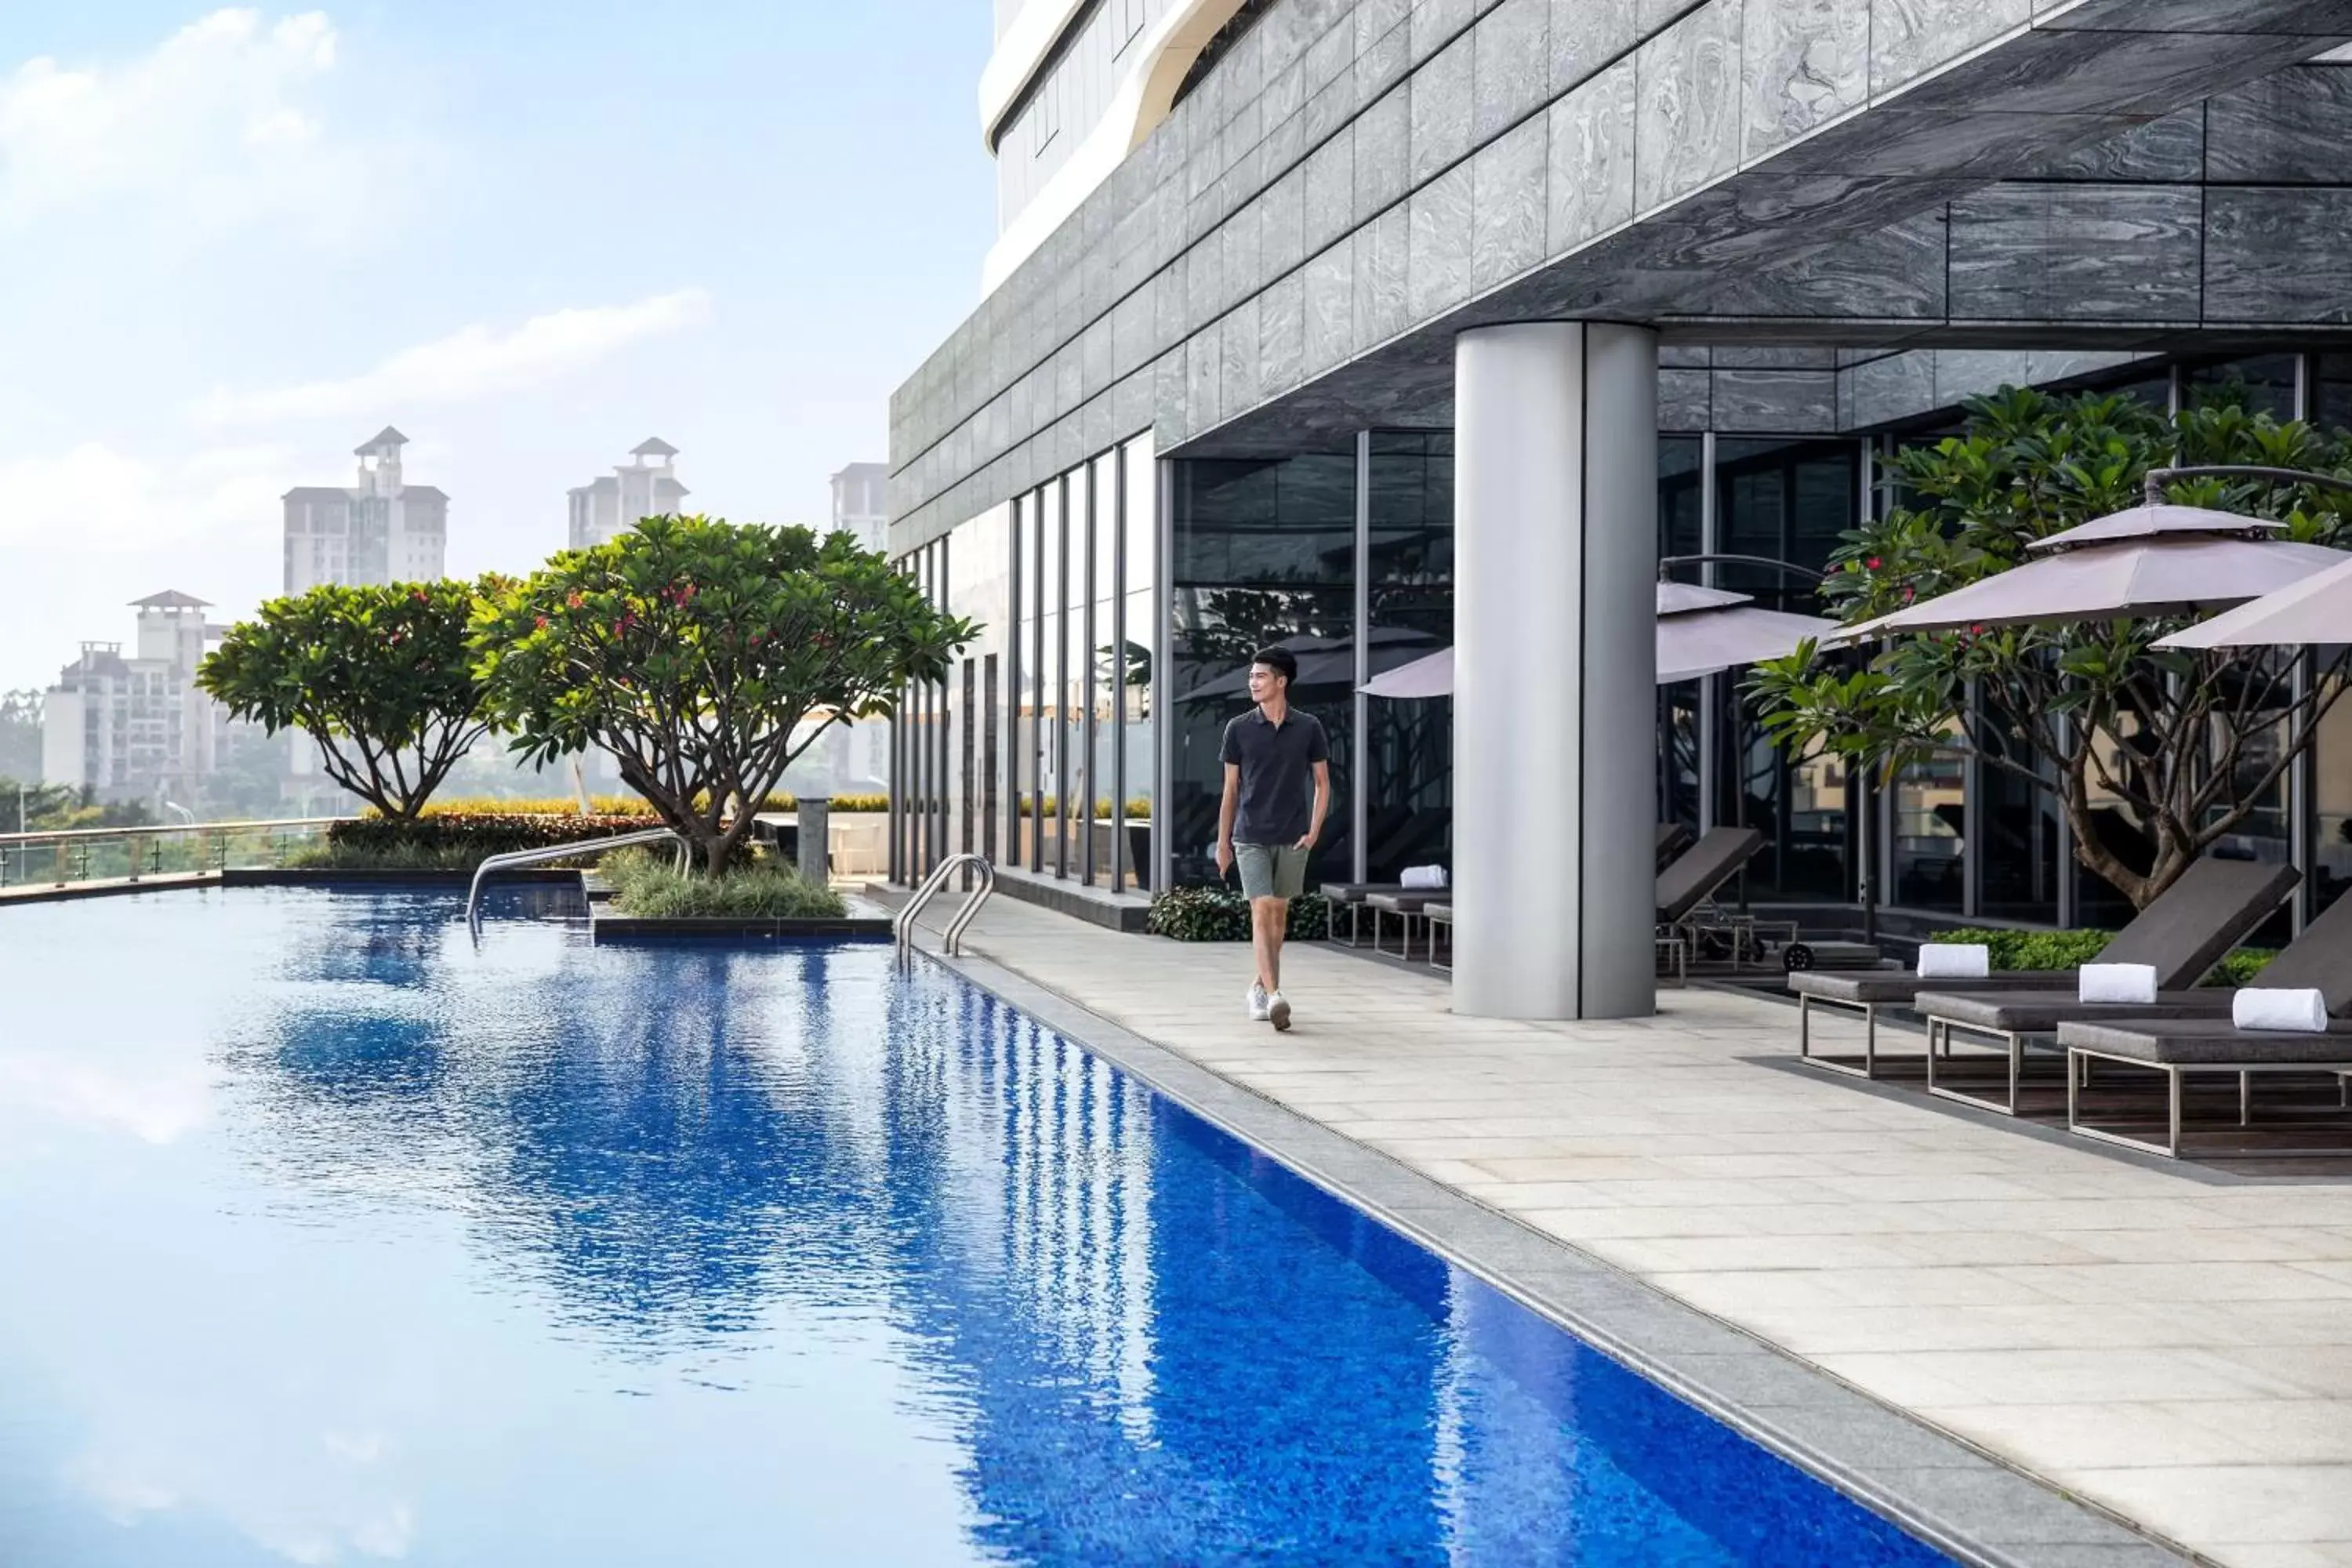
[0,816,350,892]
[894,854,996,957]
[464,826,686,937]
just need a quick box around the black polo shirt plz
[1220,706,1330,844]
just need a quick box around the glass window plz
[1892,749,1965,913]
[1168,451,1355,887]
[1363,433,1453,884]
[1657,437,1704,564]
[2185,354,2298,420]
[1118,436,1158,889]
[1976,713,2060,924]
[1087,452,1121,884]
[1712,437,1860,899]
[2318,674,2352,913]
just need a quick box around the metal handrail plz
[466,826,684,936]
[895,854,996,957]
[0,814,351,847]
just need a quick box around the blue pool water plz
[0,889,1951,1566]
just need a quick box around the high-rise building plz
[42,591,222,805]
[829,462,889,553]
[568,438,688,550]
[282,427,449,593]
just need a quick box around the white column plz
[1453,322,1658,1020]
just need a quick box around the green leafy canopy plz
[198,578,503,821]
[474,514,975,875]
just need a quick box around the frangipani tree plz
[198,579,501,821]
[1752,387,2352,910]
[475,514,974,876]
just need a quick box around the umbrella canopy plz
[2156,553,2352,651]
[1839,503,2350,640]
[1359,645,1452,699]
[1356,584,1838,697]
[1657,604,1841,684]
[1181,628,1436,702]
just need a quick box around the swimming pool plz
[0,889,1951,1566]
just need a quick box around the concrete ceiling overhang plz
[1169,0,2352,459]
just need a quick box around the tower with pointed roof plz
[567,438,688,550]
[282,426,448,593]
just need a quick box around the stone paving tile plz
[924,896,2352,1566]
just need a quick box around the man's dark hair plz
[1252,646,1298,686]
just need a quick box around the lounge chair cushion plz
[2234,886,2352,1014]
[1657,827,1764,924]
[1788,969,2082,1006]
[2059,1016,2352,1065]
[1918,989,2233,1033]
[1365,891,1439,914]
[1319,883,1402,906]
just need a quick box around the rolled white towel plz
[2078,963,2158,1004]
[2233,987,2329,1033]
[1915,943,1989,980]
[1400,865,1449,891]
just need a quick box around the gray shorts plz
[1235,842,1308,901]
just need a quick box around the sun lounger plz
[1791,856,2299,1081]
[1364,888,1444,961]
[1657,822,1694,872]
[1656,827,1766,969]
[1319,881,1403,945]
[2056,891,2352,1156]
[1426,900,1451,971]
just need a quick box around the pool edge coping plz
[926,944,2199,1568]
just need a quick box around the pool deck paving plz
[916,895,2352,1568]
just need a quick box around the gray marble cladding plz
[891,0,2352,545]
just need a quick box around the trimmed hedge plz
[601,848,845,918]
[328,812,661,864]
[1147,886,1331,942]
[1933,927,2276,986]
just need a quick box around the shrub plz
[328,812,659,866]
[411,795,659,818]
[1933,927,2114,971]
[828,793,891,813]
[601,847,847,919]
[2211,948,2278,987]
[282,839,485,872]
[1147,886,1330,942]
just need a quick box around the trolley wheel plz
[1782,942,1816,973]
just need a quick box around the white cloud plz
[0,441,292,553]
[0,9,372,234]
[189,289,716,427]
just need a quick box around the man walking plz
[1216,646,1331,1030]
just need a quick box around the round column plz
[1452,322,1657,1020]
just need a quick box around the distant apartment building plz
[282,427,448,593]
[829,462,889,553]
[42,590,223,805]
[568,438,688,550]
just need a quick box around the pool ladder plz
[465,826,688,938]
[895,854,996,956]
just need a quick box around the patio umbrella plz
[2154,553,2352,650]
[1181,628,1436,702]
[1655,583,1840,684]
[1356,584,1838,696]
[1839,503,2352,640]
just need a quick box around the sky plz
[0,1,996,693]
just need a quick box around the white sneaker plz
[1247,982,1271,1022]
[1267,992,1293,1031]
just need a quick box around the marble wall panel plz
[1413,0,1477,66]
[1307,8,1359,95]
[1933,348,2038,405]
[1636,2,1744,212]
[2206,186,2352,323]
[1472,0,1552,143]
[1410,29,1478,183]
[2031,108,2203,181]
[1659,366,1715,428]
[1947,183,2201,321]
[1080,317,1114,400]
[1358,0,1415,98]
[1356,203,1414,342]
[1712,367,1840,429]
[1844,352,1938,430]
[1221,296,1264,414]
[1356,85,1414,219]
[1185,326,1223,435]
[1261,272,1308,394]
[1547,58,1639,252]
[1305,129,1356,255]
[1409,162,1477,316]
[1472,114,1551,288]
[2208,67,2352,182]
[1551,0,1640,95]
[1868,0,2029,98]
[1742,0,1870,162]
[1304,240,1358,372]
[1263,165,1308,278]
